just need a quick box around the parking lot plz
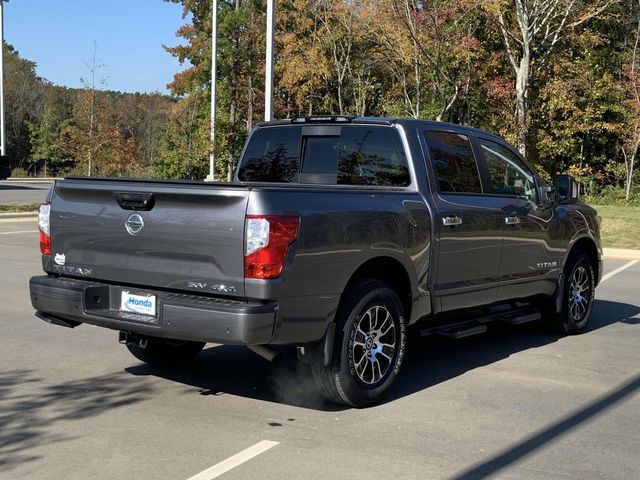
[1,218,639,480]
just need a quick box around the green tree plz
[154,94,211,179]
[29,85,72,176]
[3,42,43,172]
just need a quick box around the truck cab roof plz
[256,115,508,146]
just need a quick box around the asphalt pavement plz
[1,219,639,480]
[0,181,53,204]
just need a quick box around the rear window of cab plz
[238,125,410,187]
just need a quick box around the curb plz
[3,178,58,183]
[602,248,640,260]
[0,212,38,220]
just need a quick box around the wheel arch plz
[340,256,413,322]
[566,236,600,285]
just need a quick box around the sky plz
[3,0,190,94]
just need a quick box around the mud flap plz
[297,322,336,367]
[552,272,565,314]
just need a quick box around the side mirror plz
[553,174,579,204]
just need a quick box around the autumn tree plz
[162,0,266,180]
[360,0,484,121]
[277,1,332,115]
[116,92,172,169]
[533,20,627,183]
[622,0,640,200]
[487,0,618,157]
[59,88,113,176]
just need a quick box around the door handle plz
[114,192,155,211]
[442,216,463,226]
[504,216,521,225]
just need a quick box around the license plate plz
[120,291,157,317]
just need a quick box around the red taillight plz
[38,202,51,255]
[39,231,51,255]
[244,215,299,279]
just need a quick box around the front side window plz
[480,139,537,202]
[424,131,482,194]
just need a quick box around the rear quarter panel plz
[245,187,432,343]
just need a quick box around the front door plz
[474,137,559,301]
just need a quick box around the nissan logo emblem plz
[125,213,144,236]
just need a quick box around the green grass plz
[0,203,40,213]
[592,205,640,249]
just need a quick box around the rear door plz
[50,179,250,298]
[422,130,504,312]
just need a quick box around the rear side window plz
[238,127,302,183]
[424,131,481,194]
[337,127,410,186]
[239,125,410,187]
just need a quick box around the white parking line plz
[601,260,639,282]
[186,440,279,480]
[0,230,37,235]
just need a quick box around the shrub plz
[10,168,29,178]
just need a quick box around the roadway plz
[1,218,638,479]
[0,181,53,204]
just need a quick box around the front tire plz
[549,251,595,334]
[311,279,407,407]
[126,335,205,367]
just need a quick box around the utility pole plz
[0,0,6,159]
[206,0,218,181]
[265,0,275,121]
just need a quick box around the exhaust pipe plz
[247,345,280,362]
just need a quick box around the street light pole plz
[0,0,6,158]
[265,0,275,122]
[206,0,218,182]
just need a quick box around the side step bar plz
[420,305,542,339]
[498,311,540,325]
[433,323,487,339]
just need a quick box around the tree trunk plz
[625,141,639,200]
[626,153,634,200]
[515,52,530,157]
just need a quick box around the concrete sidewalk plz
[603,248,640,260]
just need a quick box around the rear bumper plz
[29,275,277,345]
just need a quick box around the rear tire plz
[311,279,407,408]
[547,251,595,335]
[126,336,205,367]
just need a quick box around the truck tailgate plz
[49,178,249,298]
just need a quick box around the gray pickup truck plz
[29,116,602,407]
